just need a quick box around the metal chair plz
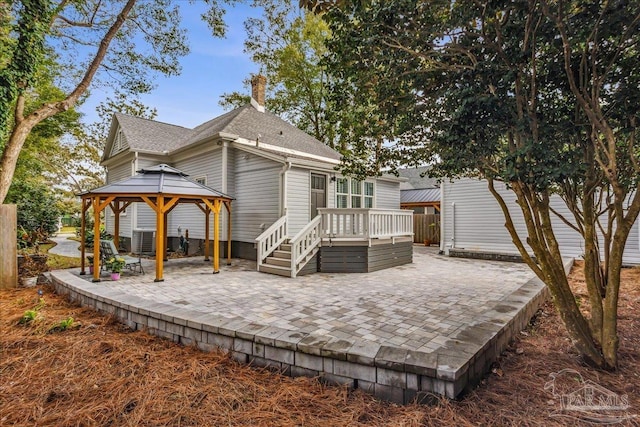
[99,239,145,274]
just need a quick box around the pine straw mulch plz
[1,263,639,426]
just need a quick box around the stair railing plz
[289,215,322,278]
[255,216,288,269]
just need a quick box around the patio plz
[50,246,560,403]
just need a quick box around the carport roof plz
[401,188,440,204]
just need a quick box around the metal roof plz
[81,164,234,200]
[401,188,440,204]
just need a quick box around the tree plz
[220,1,340,149]
[0,0,237,204]
[8,179,61,247]
[62,92,158,195]
[314,0,640,369]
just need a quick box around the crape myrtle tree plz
[304,0,640,369]
[0,0,238,204]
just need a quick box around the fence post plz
[0,204,18,289]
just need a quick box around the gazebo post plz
[213,200,220,273]
[92,197,102,282]
[155,196,165,282]
[204,206,210,261]
[163,211,169,261]
[80,198,89,275]
[113,201,120,249]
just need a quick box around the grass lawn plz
[21,240,81,273]
[2,263,639,425]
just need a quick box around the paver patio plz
[50,245,557,403]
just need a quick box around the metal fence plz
[413,214,440,245]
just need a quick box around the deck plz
[50,246,561,403]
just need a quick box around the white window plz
[194,176,206,186]
[364,182,374,208]
[336,178,374,208]
[336,178,348,208]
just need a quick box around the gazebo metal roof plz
[81,164,234,201]
[80,164,233,282]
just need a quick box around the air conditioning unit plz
[133,229,155,255]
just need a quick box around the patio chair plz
[99,239,145,274]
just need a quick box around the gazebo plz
[79,164,234,282]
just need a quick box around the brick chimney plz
[250,74,266,112]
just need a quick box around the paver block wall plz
[50,269,551,404]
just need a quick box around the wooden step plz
[273,250,291,259]
[266,256,291,267]
[258,264,292,277]
[280,243,292,251]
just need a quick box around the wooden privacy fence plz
[413,214,440,245]
[1,204,18,288]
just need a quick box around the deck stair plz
[259,241,321,277]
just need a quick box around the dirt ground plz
[1,262,639,426]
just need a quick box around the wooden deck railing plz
[255,215,287,266]
[318,208,413,241]
[289,215,322,278]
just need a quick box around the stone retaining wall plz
[50,269,554,404]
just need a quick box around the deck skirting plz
[319,240,413,273]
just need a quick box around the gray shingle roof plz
[110,104,341,162]
[83,164,233,200]
[401,188,440,204]
[397,166,439,190]
[114,113,191,153]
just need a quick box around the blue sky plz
[80,2,264,128]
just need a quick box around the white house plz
[100,76,412,277]
[440,178,640,265]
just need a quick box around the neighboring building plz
[398,166,440,214]
[440,178,640,265]
[100,76,411,276]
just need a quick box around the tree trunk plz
[0,117,40,203]
[507,182,608,367]
[0,0,137,204]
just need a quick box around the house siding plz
[375,179,401,209]
[287,167,311,236]
[441,178,640,265]
[233,152,282,243]
[105,161,132,237]
[167,148,223,244]
[135,157,161,231]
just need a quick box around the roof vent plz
[250,74,266,113]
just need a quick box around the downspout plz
[132,152,139,234]
[221,141,229,250]
[439,183,445,254]
[451,202,456,250]
[280,161,292,217]
[221,141,228,193]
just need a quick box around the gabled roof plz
[83,164,233,200]
[107,113,191,157]
[104,104,341,164]
[397,166,439,190]
[401,188,440,204]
